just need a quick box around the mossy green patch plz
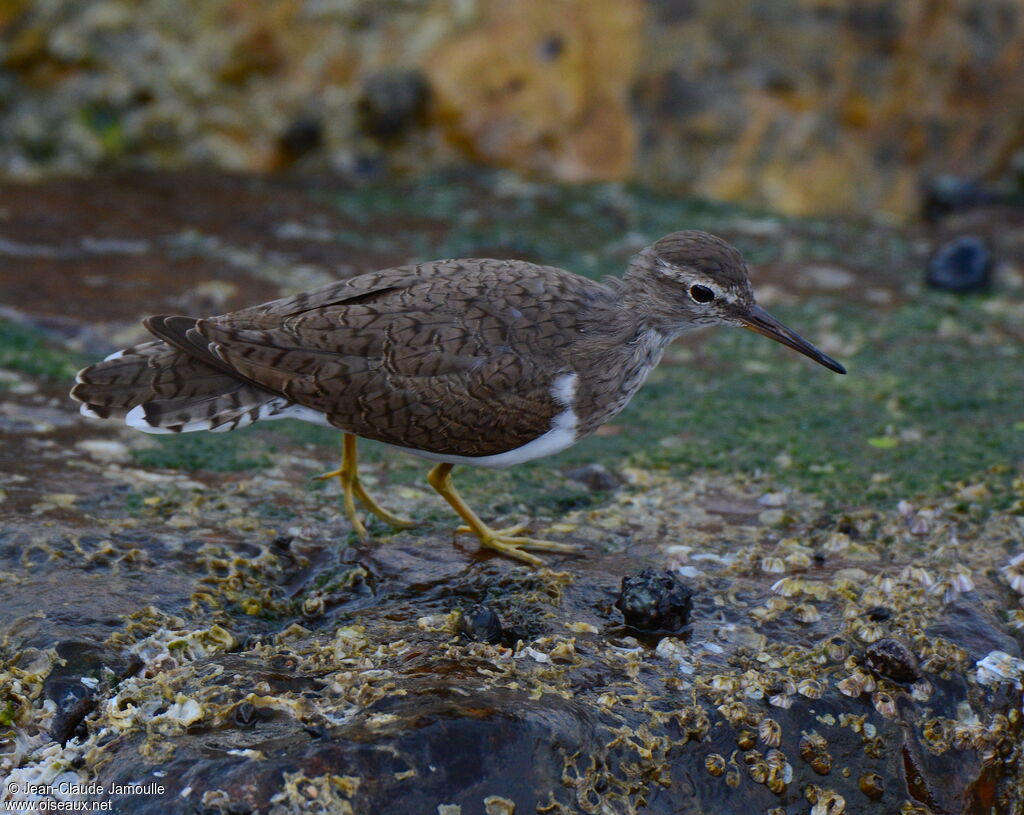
[79,103,126,156]
[488,295,1017,509]
[132,428,272,472]
[318,170,913,283]
[0,319,86,383]
[123,492,147,515]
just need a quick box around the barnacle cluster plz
[4,458,1023,812]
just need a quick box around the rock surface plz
[2,1,1024,216]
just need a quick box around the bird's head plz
[636,230,846,374]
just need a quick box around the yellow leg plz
[426,463,577,567]
[315,434,416,539]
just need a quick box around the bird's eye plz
[689,284,715,304]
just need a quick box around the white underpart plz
[118,372,581,470]
[384,372,580,469]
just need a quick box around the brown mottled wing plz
[191,260,606,457]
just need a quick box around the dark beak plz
[739,305,847,374]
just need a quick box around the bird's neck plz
[618,251,699,339]
[569,277,678,437]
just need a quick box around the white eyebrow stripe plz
[655,259,740,302]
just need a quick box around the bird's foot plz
[427,462,577,566]
[456,523,578,567]
[314,467,343,483]
[455,522,526,536]
[314,466,416,539]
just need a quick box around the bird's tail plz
[70,340,291,434]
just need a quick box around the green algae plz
[619,296,1024,507]
[132,428,272,472]
[0,320,86,384]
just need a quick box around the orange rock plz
[425,0,644,181]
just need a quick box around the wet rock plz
[97,684,600,815]
[563,463,623,492]
[357,70,430,140]
[3,173,1024,814]
[277,117,323,162]
[926,236,993,293]
[458,604,503,644]
[864,637,920,684]
[43,641,139,744]
[927,598,1022,662]
[615,568,693,633]
[922,175,993,223]
[46,677,94,744]
[231,701,275,729]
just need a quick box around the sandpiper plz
[72,231,845,565]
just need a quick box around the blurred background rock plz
[1,0,1023,218]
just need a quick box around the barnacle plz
[858,772,884,801]
[825,636,851,662]
[761,556,786,574]
[871,691,897,719]
[799,731,832,775]
[794,603,821,623]
[797,678,824,699]
[771,577,805,597]
[758,717,782,747]
[1002,553,1024,594]
[806,784,845,814]
[704,753,726,777]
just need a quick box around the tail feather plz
[71,337,291,434]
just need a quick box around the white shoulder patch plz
[550,372,578,409]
